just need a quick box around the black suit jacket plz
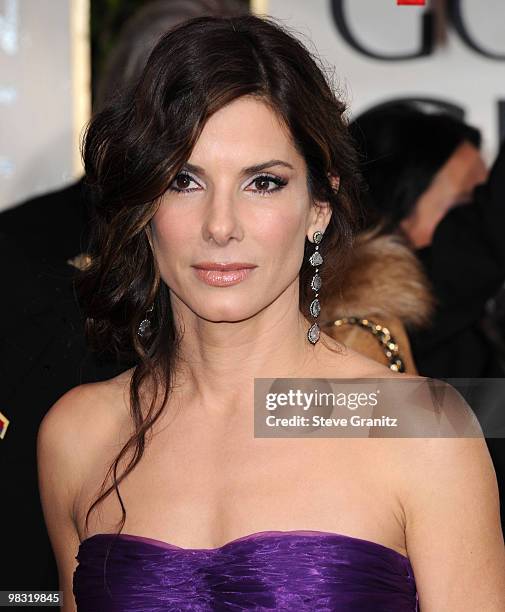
[0,178,91,263]
[0,182,126,591]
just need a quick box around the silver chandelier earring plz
[307,230,323,344]
[137,303,154,338]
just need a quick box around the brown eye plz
[175,174,191,189]
[169,172,198,193]
[254,176,272,191]
[248,174,288,196]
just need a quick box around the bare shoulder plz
[38,367,135,492]
[40,367,133,443]
[36,367,134,611]
[393,385,505,610]
[316,341,505,607]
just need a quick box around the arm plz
[402,388,505,609]
[37,386,90,612]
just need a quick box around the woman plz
[347,102,505,378]
[37,14,505,611]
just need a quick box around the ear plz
[306,174,340,241]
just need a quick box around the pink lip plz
[193,262,257,271]
[192,267,256,287]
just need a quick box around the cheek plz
[150,206,192,282]
[251,200,309,275]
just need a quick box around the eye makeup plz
[168,172,288,196]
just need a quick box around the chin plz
[193,297,262,323]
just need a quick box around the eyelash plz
[168,172,288,197]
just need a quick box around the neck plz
[171,289,319,413]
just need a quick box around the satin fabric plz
[73,529,419,611]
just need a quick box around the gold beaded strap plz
[332,317,406,373]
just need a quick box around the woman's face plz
[151,95,332,324]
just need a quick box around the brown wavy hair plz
[76,14,366,548]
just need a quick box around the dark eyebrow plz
[181,159,295,177]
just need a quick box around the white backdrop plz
[254,0,505,165]
[0,0,89,211]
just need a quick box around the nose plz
[202,188,243,246]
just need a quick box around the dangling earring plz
[137,303,154,338]
[307,230,323,344]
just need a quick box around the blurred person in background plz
[0,0,248,594]
[350,102,504,378]
[350,101,505,533]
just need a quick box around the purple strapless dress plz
[73,529,419,611]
